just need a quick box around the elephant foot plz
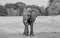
[30,34,34,36]
[23,32,29,36]
[25,34,29,36]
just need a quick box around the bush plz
[0,5,8,16]
[46,0,60,16]
[16,2,26,16]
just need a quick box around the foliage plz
[0,5,8,16]
[4,3,20,9]
[4,2,26,16]
[46,0,60,15]
[16,2,26,16]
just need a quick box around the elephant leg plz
[23,25,26,35]
[30,23,34,36]
[23,23,29,36]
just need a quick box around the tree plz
[40,6,48,16]
[0,5,8,16]
[4,3,22,16]
[46,0,60,15]
[16,2,26,7]
[16,2,26,16]
[4,3,20,9]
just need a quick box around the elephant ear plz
[31,8,41,16]
[23,8,31,21]
[31,8,41,20]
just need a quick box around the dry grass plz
[0,16,60,38]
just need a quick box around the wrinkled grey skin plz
[23,7,41,36]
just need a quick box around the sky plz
[0,0,49,8]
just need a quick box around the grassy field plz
[0,16,60,38]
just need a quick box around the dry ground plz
[0,16,60,38]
